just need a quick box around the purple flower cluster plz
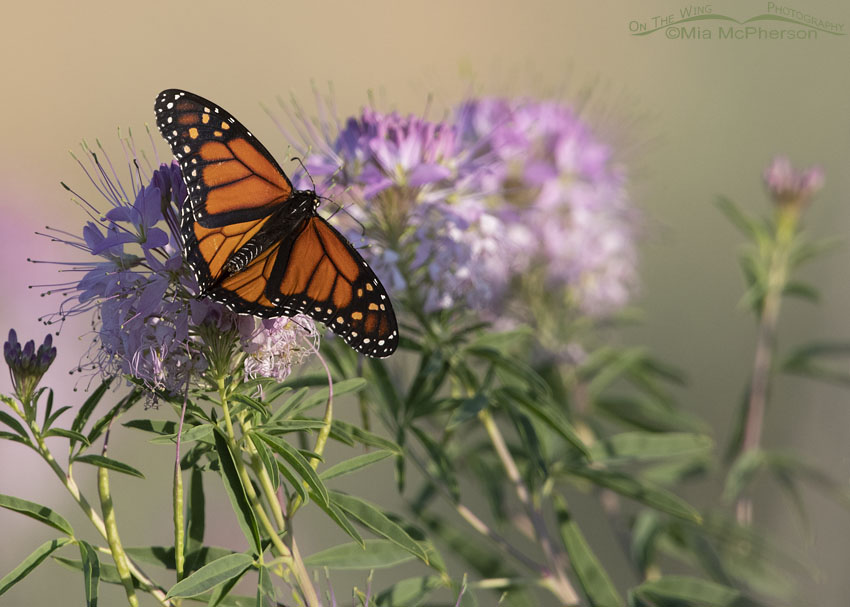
[763,156,824,208]
[45,146,316,394]
[285,95,638,321]
[4,329,57,404]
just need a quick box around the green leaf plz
[229,393,269,419]
[260,419,327,434]
[330,420,402,453]
[782,340,850,386]
[253,431,329,507]
[497,386,589,457]
[281,378,367,419]
[375,575,444,607]
[313,498,364,547]
[589,432,713,464]
[632,575,741,606]
[564,467,702,523]
[166,553,254,598]
[123,418,177,436]
[71,379,111,435]
[0,410,28,439]
[79,540,100,607]
[44,405,73,432]
[0,538,72,595]
[723,450,766,502]
[44,428,90,447]
[320,450,394,481]
[72,455,144,479]
[212,428,261,554]
[596,395,706,433]
[304,539,415,569]
[0,494,74,535]
[446,393,489,430]
[553,496,622,607]
[87,389,143,445]
[330,492,429,563]
[715,196,771,248]
[410,425,459,502]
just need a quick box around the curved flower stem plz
[478,409,580,605]
[737,206,799,525]
[6,396,172,606]
[173,381,190,581]
[98,428,139,607]
[217,378,320,607]
[288,340,334,519]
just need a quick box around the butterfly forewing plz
[154,89,292,227]
[154,89,399,357]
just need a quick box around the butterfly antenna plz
[292,157,316,192]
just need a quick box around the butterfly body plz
[155,89,398,358]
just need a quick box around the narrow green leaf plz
[79,540,100,607]
[564,467,702,523]
[230,393,269,419]
[123,419,178,435]
[0,431,33,448]
[446,394,489,429]
[314,498,364,547]
[275,459,309,504]
[212,428,262,555]
[782,340,850,386]
[253,431,329,507]
[320,450,394,481]
[553,496,622,607]
[166,553,254,598]
[498,386,589,457]
[330,492,429,563]
[0,411,28,439]
[44,405,73,432]
[715,196,765,241]
[248,433,279,491]
[71,379,111,435]
[0,494,74,535]
[304,540,415,569]
[52,556,139,589]
[260,419,327,434]
[633,575,741,606]
[0,538,72,595]
[149,422,215,445]
[87,389,143,445]
[589,432,713,463]
[73,455,144,479]
[410,426,459,502]
[376,575,444,607]
[330,420,402,453]
[44,428,90,447]
[595,395,706,433]
[723,450,766,502]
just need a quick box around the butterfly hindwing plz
[154,89,399,357]
[267,217,399,358]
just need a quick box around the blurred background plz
[2,0,849,604]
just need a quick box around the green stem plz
[217,378,320,607]
[98,435,139,607]
[479,409,580,605]
[737,206,799,525]
[11,397,172,605]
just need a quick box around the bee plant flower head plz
[283,93,639,323]
[763,156,824,210]
[4,329,57,405]
[39,142,317,396]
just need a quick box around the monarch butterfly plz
[154,89,398,358]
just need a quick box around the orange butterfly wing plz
[267,216,399,357]
[154,90,399,357]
